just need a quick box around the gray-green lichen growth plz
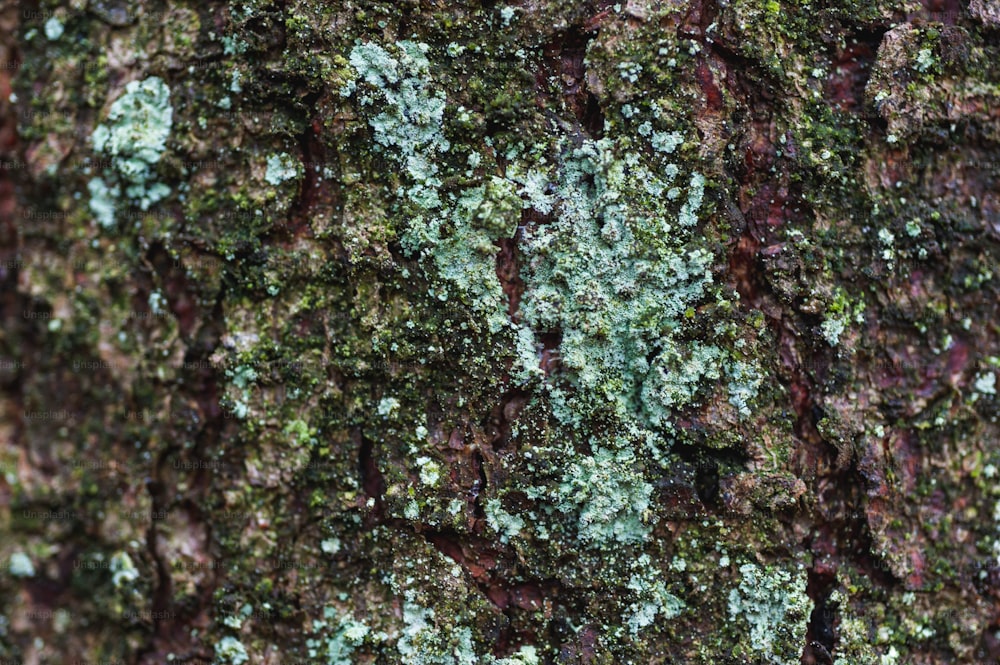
[306,607,370,664]
[626,555,686,635]
[516,134,719,437]
[214,635,249,665]
[89,76,173,226]
[484,498,525,543]
[43,16,63,41]
[344,38,752,556]
[9,551,35,578]
[344,40,449,196]
[531,443,654,545]
[18,0,995,661]
[727,562,812,664]
[346,40,516,334]
[109,551,139,589]
[265,152,300,186]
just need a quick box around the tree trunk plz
[2,1,999,663]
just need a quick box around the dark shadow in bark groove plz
[358,429,387,524]
[803,567,837,664]
[541,19,607,139]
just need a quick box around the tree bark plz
[2,1,999,663]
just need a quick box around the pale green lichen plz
[640,344,724,426]
[149,290,166,314]
[44,17,63,41]
[489,646,540,665]
[89,76,173,224]
[9,551,35,578]
[404,177,521,334]
[500,6,518,25]
[306,606,370,665]
[346,41,519,333]
[347,41,731,555]
[396,596,475,665]
[502,122,735,551]
[532,444,653,545]
[650,130,684,154]
[820,316,847,346]
[974,372,996,396]
[877,227,896,262]
[727,359,763,418]
[377,396,400,417]
[625,556,685,634]
[347,40,449,191]
[517,135,718,437]
[264,152,300,186]
[880,647,902,665]
[914,47,935,73]
[618,61,643,83]
[214,636,249,665]
[222,605,249,630]
[677,172,706,227]
[727,562,812,664]
[228,365,257,391]
[87,177,118,229]
[224,364,258,420]
[222,35,248,56]
[484,498,525,543]
[109,551,139,589]
[416,456,442,487]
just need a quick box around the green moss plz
[283,418,317,447]
[821,286,864,347]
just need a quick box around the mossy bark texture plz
[1,1,999,663]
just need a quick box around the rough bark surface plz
[1,0,999,664]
